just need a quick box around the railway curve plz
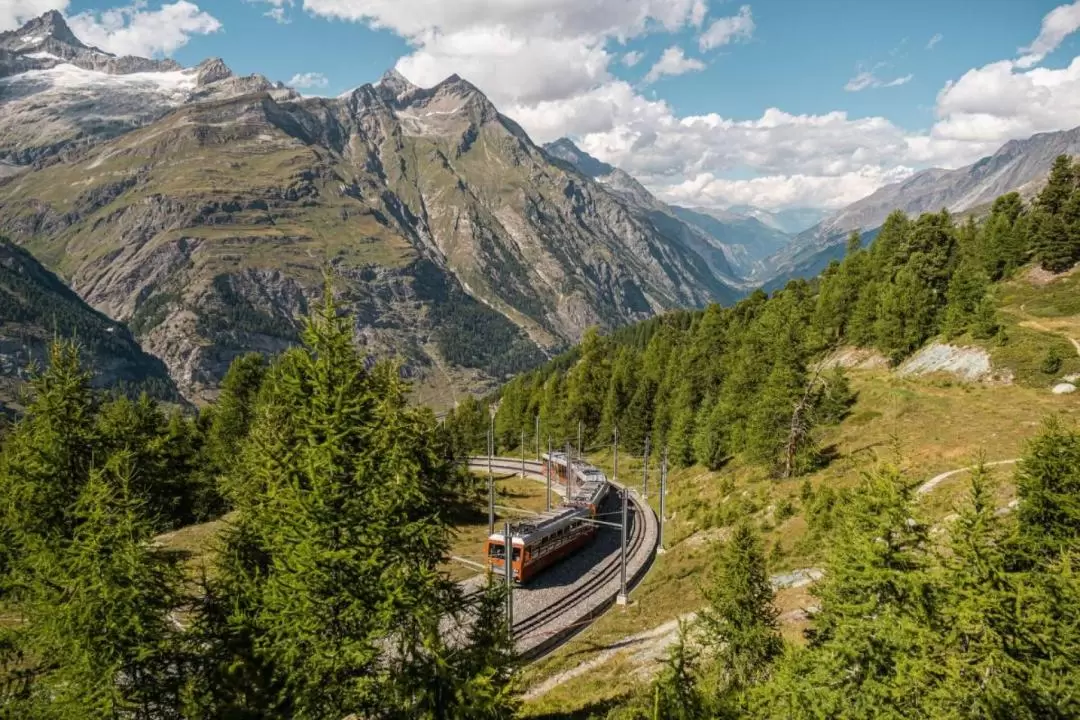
[465,457,660,660]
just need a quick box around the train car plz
[486,453,611,582]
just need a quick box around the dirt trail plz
[1013,303,1080,359]
[915,459,1020,496]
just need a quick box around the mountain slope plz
[764,125,1080,287]
[0,10,295,170]
[543,137,772,280]
[0,14,739,404]
[0,236,177,406]
[669,206,792,277]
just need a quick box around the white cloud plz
[844,69,913,92]
[643,46,705,84]
[926,32,943,50]
[298,0,1080,212]
[245,0,292,23]
[301,0,707,38]
[622,50,644,67]
[656,166,917,211]
[67,1,221,57]
[288,71,329,88]
[698,4,754,51]
[1017,0,1080,68]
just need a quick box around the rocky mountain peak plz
[377,68,419,103]
[3,10,87,50]
[195,57,233,86]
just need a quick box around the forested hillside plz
[0,297,517,718]
[0,237,178,406]
[454,155,1080,480]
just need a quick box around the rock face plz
[543,138,767,282]
[0,13,740,405]
[0,12,294,169]
[896,343,1008,384]
[0,237,177,407]
[764,124,1080,288]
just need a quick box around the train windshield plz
[487,544,521,560]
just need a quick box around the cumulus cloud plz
[288,71,329,88]
[699,4,754,51]
[844,68,913,92]
[927,32,943,50]
[67,1,221,57]
[0,0,68,32]
[643,46,705,84]
[245,0,292,23]
[297,0,1080,211]
[622,50,644,67]
[1017,0,1080,68]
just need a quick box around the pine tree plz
[203,291,514,718]
[1033,211,1076,273]
[206,352,266,475]
[757,467,935,719]
[1037,155,1075,217]
[698,522,782,709]
[12,457,185,719]
[0,340,98,581]
[1015,417,1080,562]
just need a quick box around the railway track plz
[465,456,658,660]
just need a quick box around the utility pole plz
[565,440,572,495]
[658,448,667,555]
[642,435,650,498]
[520,429,525,479]
[503,521,514,637]
[487,427,495,535]
[616,426,629,605]
[577,421,582,461]
[546,436,552,511]
[535,414,540,460]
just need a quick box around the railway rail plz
[465,456,659,660]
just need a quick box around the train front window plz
[512,547,521,561]
[488,544,505,558]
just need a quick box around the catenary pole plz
[565,440,572,495]
[642,434,650,497]
[658,448,668,555]
[521,429,525,479]
[504,521,514,636]
[535,414,540,460]
[577,421,582,461]
[546,436,552,511]
[487,427,495,535]
[616,426,628,604]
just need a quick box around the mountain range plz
[0,12,743,405]
[0,10,1076,407]
[762,125,1080,289]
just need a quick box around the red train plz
[485,452,609,583]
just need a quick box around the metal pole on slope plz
[488,428,495,535]
[642,435,650,498]
[521,429,525,479]
[565,440,572,495]
[535,414,540,460]
[577,421,582,461]
[546,436,552,511]
[616,426,629,605]
[658,448,667,555]
[503,521,514,637]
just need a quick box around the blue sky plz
[12,0,1080,211]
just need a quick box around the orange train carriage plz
[485,452,609,583]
